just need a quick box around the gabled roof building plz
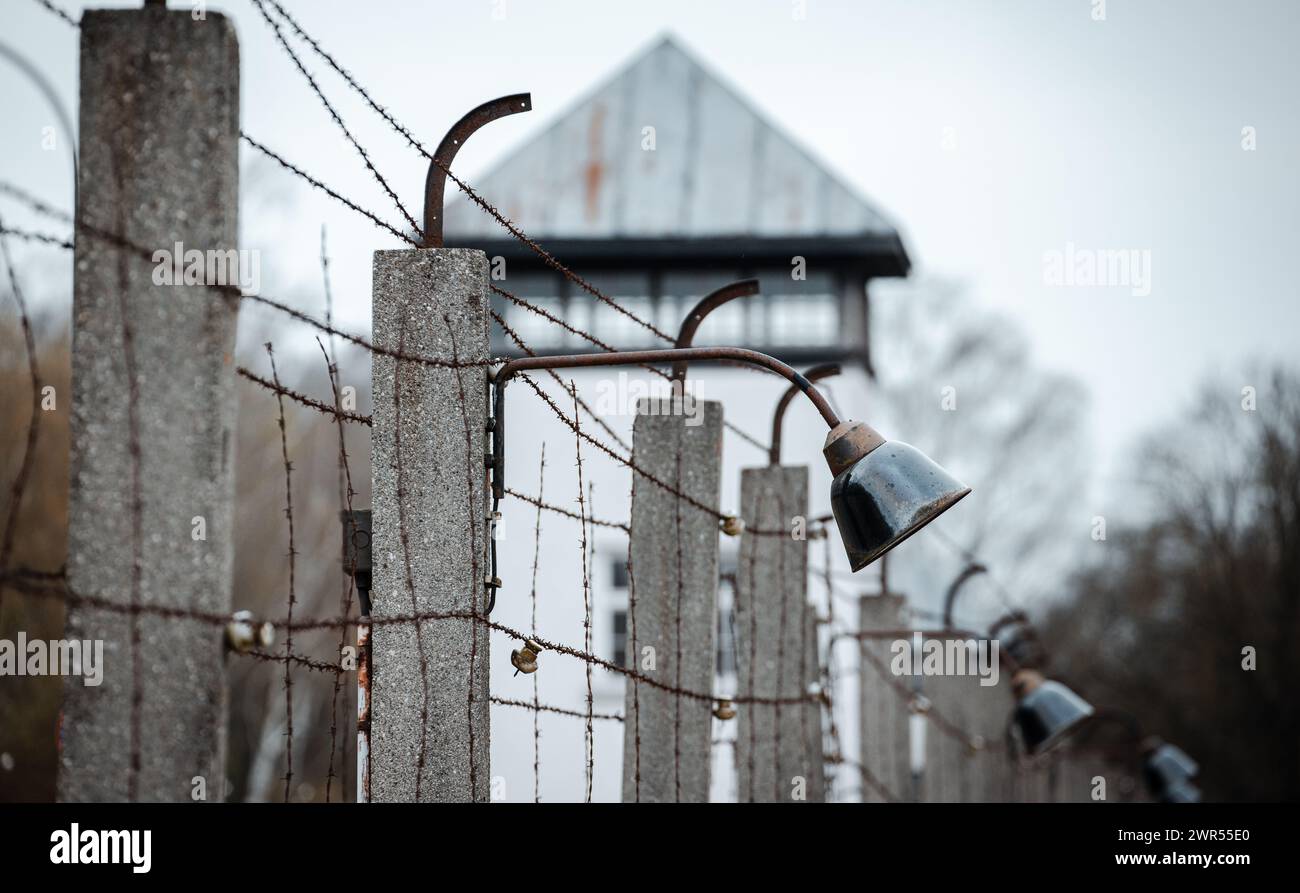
[446,35,909,369]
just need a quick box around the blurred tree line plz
[1040,369,1300,802]
[0,307,372,802]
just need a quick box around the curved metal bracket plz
[669,279,760,384]
[769,362,842,466]
[988,609,1048,671]
[490,345,843,503]
[941,561,988,629]
[423,93,531,248]
[988,610,1029,641]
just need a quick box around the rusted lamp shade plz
[1143,741,1201,803]
[1011,669,1094,754]
[824,422,971,572]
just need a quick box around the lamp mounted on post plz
[488,345,970,573]
[1009,668,1095,755]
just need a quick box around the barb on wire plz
[506,364,794,536]
[242,647,341,676]
[317,335,360,803]
[0,214,43,608]
[237,366,372,426]
[491,696,623,723]
[29,0,77,27]
[528,444,546,802]
[241,132,418,246]
[249,0,422,238]
[571,383,596,802]
[505,487,628,532]
[266,343,299,803]
[0,224,72,250]
[491,306,632,453]
[0,181,73,224]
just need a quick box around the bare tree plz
[1040,366,1300,801]
[868,278,1090,621]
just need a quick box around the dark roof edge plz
[444,233,912,278]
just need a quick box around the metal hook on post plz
[668,279,760,385]
[422,93,532,248]
[940,561,987,630]
[988,609,1049,671]
[769,362,842,466]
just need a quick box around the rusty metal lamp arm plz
[769,362,842,466]
[422,93,532,248]
[941,561,988,630]
[490,346,842,502]
[669,279,760,384]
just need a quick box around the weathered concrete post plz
[965,669,1017,802]
[734,466,824,802]
[919,640,1020,802]
[59,7,240,802]
[857,595,912,802]
[370,250,492,802]
[920,665,972,802]
[621,400,722,802]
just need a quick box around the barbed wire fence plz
[0,0,1137,804]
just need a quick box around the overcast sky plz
[5,0,1298,495]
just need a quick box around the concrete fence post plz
[59,8,240,802]
[1014,755,1055,802]
[967,669,1017,802]
[921,642,1018,802]
[370,249,492,802]
[621,400,722,803]
[734,465,824,802]
[857,594,912,803]
[920,668,974,802]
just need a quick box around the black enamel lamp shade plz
[490,351,971,578]
[1012,671,1095,754]
[825,424,971,572]
[1143,740,1201,803]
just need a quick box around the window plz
[716,605,737,677]
[767,293,838,345]
[759,271,839,347]
[611,606,734,674]
[583,272,652,347]
[612,608,628,668]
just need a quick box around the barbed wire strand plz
[266,343,299,803]
[252,0,773,453]
[0,214,43,610]
[528,444,546,802]
[318,333,360,803]
[571,386,594,802]
[4,569,846,707]
[29,0,77,28]
[248,0,422,239]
